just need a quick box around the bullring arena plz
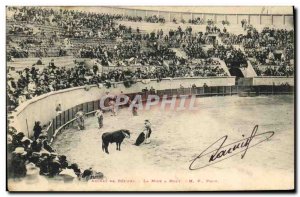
[6,6,294,191]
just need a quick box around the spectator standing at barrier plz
[56,104,62,115]
[31,138,43,152]
[75,110,85,130]
[49,59,56,69]
[95,108,104,129]
[93,63,99,75]
[109,99,117,116]
[33,121,42,140]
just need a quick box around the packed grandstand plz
[7,6,294,183]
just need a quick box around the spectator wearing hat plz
[21,136,32,157]
[56,104,62,115]
[24,162,48,185]
[39,153,50,176]
[27,78,36,95]
[12,132,25,149]
[48,154,61,177]
[68,163,81,177]
[58,155,68,169]
[42,138,55,153]
[49,59,56,69]
[31,137,43,152]
[7,135,14,152]
[10,147,27,178]
[36,58,43,65]
[81,167,93,181]
[33,121,42,140]
[59,168,78,183]
[7,74,16,91]
[28,152,41,165]
[93,63,99,75]
[18,91,27,104]
[75,110,85,130]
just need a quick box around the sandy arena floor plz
[46,95,294,190]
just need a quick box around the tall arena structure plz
[6,6,294,191]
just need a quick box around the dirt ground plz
[49,95,294,190]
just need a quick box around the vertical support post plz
[283,15,285,25]
[51,121,54,139]
[271,14,273,25]
[55,115,58,129]
[236,14,238,24]
[259,14,262,24]
[26,118,29,137]
[59,113,62,128]
[61,111,65,126]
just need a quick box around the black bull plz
[102,130,130,154]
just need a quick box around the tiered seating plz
[6,6,294,78]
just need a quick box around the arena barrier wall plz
[11,77,234,137]
[10,76,295,140]
[252,76,294,86]
[49,84,293,145]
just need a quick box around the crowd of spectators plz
[8,24,33,35]
[237,25,294,76]
[6,6,223,60]
[219,33,244,45]
[7,124,102,181]
[253,65,294,77]
[8,47,29,58]
[7,7,132,59]
[144,15,165,23]
[6,6,295,106]
[189,17,205,25]
[184,42,207,59]
[77,39,176,67]
[207,45,248,67]
[7,57,227,111]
